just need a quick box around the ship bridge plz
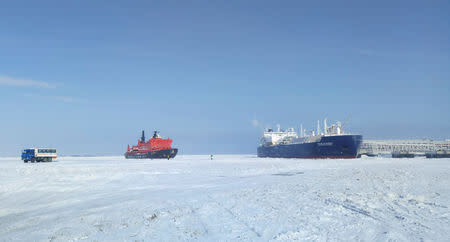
[360,139,450,155]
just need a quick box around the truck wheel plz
[24,160,28,163]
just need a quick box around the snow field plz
[0,155,449,241]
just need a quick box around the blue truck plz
[21,148,57,163]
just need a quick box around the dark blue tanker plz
[257,135,362,159]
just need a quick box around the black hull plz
[425,152,450,158]
[125,148,178,159]
[392,152,415,158]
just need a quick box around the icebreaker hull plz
[125,148,178,159]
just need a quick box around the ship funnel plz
[141,130,145,143]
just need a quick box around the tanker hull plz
[257,135,362,159]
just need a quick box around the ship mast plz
[141,130,145,143]
[317,120,321,135]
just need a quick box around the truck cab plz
[21,148,57,163]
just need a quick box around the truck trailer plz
[21,148,57,163]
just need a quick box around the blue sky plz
[0,0,449,156]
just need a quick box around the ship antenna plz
[141,130,145,142]
[317,120,321,135]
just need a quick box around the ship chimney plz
[141,130,145,143]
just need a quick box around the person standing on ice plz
[210,155,214,160]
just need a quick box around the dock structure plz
[360,139,450,156]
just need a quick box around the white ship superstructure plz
[261,120,346,146]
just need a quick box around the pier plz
[360,139,450,156]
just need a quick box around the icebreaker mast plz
[324,118,327,135]
[141,130,145,143]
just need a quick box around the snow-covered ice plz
[0,155,449,241]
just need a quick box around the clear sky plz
[0,0,449,156]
